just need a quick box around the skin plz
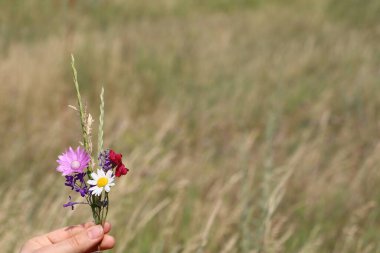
[20,222,115,253]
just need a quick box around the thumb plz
[39,225,104,253]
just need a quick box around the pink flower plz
[56,147,91,176]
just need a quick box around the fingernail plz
[87,225,103,239]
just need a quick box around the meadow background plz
[1,0,380,252]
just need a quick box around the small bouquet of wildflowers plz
[56,55,129,225]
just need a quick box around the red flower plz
[109,149,129,177]
[109,150,122,166]
[115,164,129,177]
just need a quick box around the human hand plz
[20,222,115,253]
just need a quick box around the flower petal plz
[91,172,99,181]
[98,169,106,177]
[106,170,112,178]
[89,186,98,191]
[95,188,103,196]
[87,180,97,185]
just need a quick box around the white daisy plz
[87,169,115,196]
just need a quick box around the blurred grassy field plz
[1,0,380,252]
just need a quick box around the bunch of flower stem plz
[71,55,108,225]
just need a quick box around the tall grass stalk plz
[98,86,105,156]
[71,54,90,157]
[196,200,222,253]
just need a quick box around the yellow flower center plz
[97,177,108,187]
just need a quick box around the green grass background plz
[1,0,380,252]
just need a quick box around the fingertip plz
[100,235,116,250]
[103,222,112,234]
[87,225,104,240]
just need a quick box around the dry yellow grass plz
[1,0,380,252]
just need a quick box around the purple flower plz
[64,173,88,197]
[57,147,91,176]
[98,149,113,171]
[63,196,88,210]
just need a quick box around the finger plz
[36,222,110,247]
[103,222,111,234]
[85,222,111,233]
[86,222,111,233]
[86,235,116,252]
[84,221,95,228]
[38,225,104,253]
[45,222,94,244]
[99,235,116,250]
[83,221,110,232]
